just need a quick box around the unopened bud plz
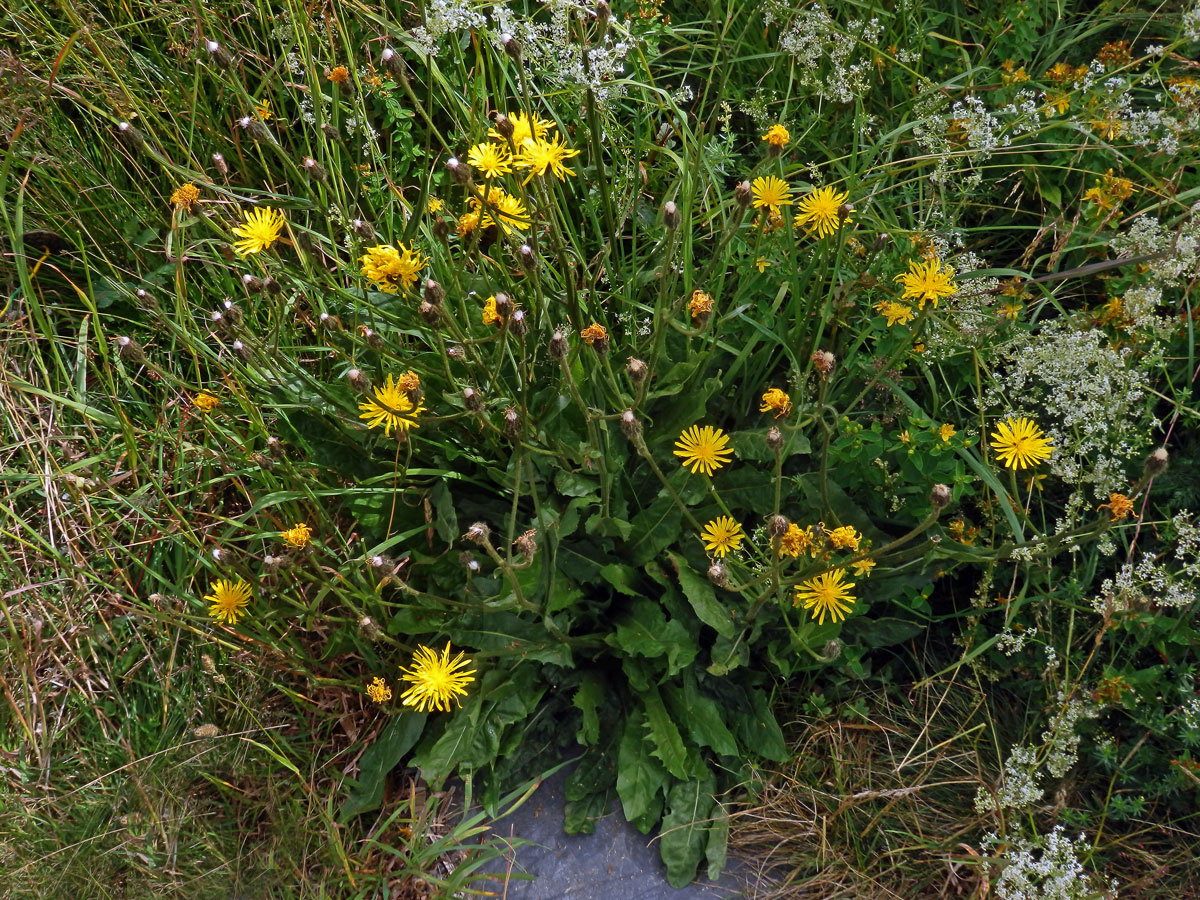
[501,33,521,60]
[210,310,227,331]
[464,522,490,544]
[708,562,728,587]
[302,156,328,183]
[509,307,528,337]
[222,299,242,324]
[352,218,375,241]
[231,338,251,361]
[766,426,783,453]
[768,515,790,538]
[493,292,512,321]
[346,368,370,393]
[205,40,233,69]
[514,529,537,558]
[423,278,445,304]
[930,483,952,509]
[735,180,752,208]
[463,387,484,412]
[319,312,342,331]
[242,273,264,293]
[595,0,611,27]
[620,408,641,440]
[447,345,465,361]
[238,115,270,143]
[321,123,338,140]
[627,357,648,382]
[380,47,405,79]
[549,330,568,359]
[419,300,442,326]
[492,112,515,142]
[446,156,472,185]
[262,276,282,295]
[358,615,382,640]
[821,639,843,662]
[460,551,481,573]
[662,200,681,229]
[519,242,537,271]
[211,152,229,176]
[504,406,521,439]
[872,232,891,252]
[114,335,147,364]
[265,436,283,456]
[211,547,226,563]
[811,349,835,377]
[838,203,854,223]
[368,554,396,577]
[1144,447,1169,478]
[432,216,450,242]
[263,554,283,572]
[116,121,144,152]
[360,327,384,350]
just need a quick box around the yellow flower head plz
[700,516,744,558]
[482,295,501,325]
[281,522,313,548]
[471,186,529,234]
[489,111,553,147]
[875,299,916,327]
[824,524,861,552]
[467,141,512,179]
[750,175,793,212]
[204,578,251,626]
[170,182,200,212]
[397,370,421,391]
[231,206,285,256]
[253,98,272,121]
[1099,492,1135,521]
[779,523,816,558]
[895,257,958,309]
[793,186,850,239]
[399,641,476,713]
[427,197,445,214]
[674,425,734,477]
[366,677,392,704]
[359,373,427,436]
[939,423,956,442]
[193,391,220,413]
[515,132,581,183]
[689,290,714,319]
[755,256,771,273]
[989,417,1054,470]
[793,569,856,625]
[850,557,876,577]
[359,243,428,293]
[580,323,608,344]
[760,387,792,418]
[762,124,790,147]
[458,211,481,236]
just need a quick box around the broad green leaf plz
[628,491,682,566]
[734,688,787,762]
[705,807,730,880]
[610,598,699,675]
[430,480,459,544]
[642,685,690,779]
[616,709,668,828]
[340,713,426,820]
[659,773,717,888]
[572,673,605,745]
[563,790,609,835]
[600,563,640,596]
[668,552,734,638]
[666,675,738,757]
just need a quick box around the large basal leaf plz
[665,673,738,757]
[340,712,426,821]
[659,772,717,888]
[734,687,788,762]
[667,551,735,638]
[641,685,690,779]
[616,709,668,829]
[628,491,683,566]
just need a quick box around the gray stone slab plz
[476,768,745,900]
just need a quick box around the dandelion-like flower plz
[458,211,481,236]
[204,578,251,625]
[760,388,791,418]
[761,124,790,147]
[700,516,744,558]
[427,197,444,214]
[281,522,313,548]
[366,677,392,704]
[359,374,427,436]
[397,370,420,391]
[824,524,861,552]
[674,425,734,476]
[471,186,529,234]
[688,290,714,319]
[467,141,512,179]
[875,300,916,327]
[793,569,856,625]
[1099,493,1135,521]
[895,258,959,309]
[793,186,849,239]
[939,423,956,442]
[779,523,816,558]
[359,243,428,293]
[489,111,553,147]
[231,207,285,256]
[755,257,770,272]
[194,391,220,413]
[850,557,876,577]
[171,183,200,212]
[515,132,581,183]
[482,296,500,325]
[989,417,1054,470]
[750,176,793,213]
[399,641,476,713]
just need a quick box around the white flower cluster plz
[975,744,1043,813]
[1111,205,1200,288]
[1092,553,1198,614]
[986,322,1152,497]
[426,0,487,40]
[765,3,884,104]
[1174,509,1200,576]
[1185,1,1200,41]
[986,827,1106,900]
[950,95,1009,158]
[1042,691,1098,778]
[997,625,1037,656]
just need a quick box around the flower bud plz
[447,345,465,361]
[838,203,854,223]
[492,113,515,142]
[501,33,521,61]
[509,307,528,338]
[241,273,264,294]
[768,515,790,538]
[262,276,282,295]
[707,562,728,587]
[352,218,375,241]
[519,243,537,271]
[464,522,491,544]
[302,156,328,183]
[620,408,641,440]
[549,329,568,359]
[360,326,384,350]
[627,357,648,382]
[238,115,270,143]
[231,338,251,361]
[321,123,338,140]
[265,435,283,456]
[210,310,228,332]
[446,156,472,185]
[205,40,233,69]
[222,299,242,324]
[116,121,145,152]
[419,300,442,326]
[735,180,752,208]
[368,554,396,577]
[821,639,843,662]
[872,232,891,253]
[1144,447,1169,478]
[493,292,512,320]
[459,551,481,573]
[811,349,835,377]
[504,406,521,439]
[381,46,405,79]
[319,311,342,331]
[463,387,484,412]
[346,368,371,393]
[766,426,783,453]
[595,0,611,27]
[358,615,382,641]
[514,529,537,558]
[432,216,451,243]
[663,200,681,229]
[930,483,952,509]
[423,278,445,305]
[211,547,227,563]
[211,152,229,176]
[114,335,147,364]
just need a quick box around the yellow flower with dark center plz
[674,425,734,476]
[700,516,744,558]
[366,677,392,703]
[482,296,500,325]
[939,423,956,442]
[580,323,608,344]
[793,569,856,625]
[824,524,861,552]
[458,211,481,235]
[850,557,876,577]
[688,290,714,319]
[750,175,793,213]
[515,132,581,183]
[1099,493,1135,521]
[875,300,915,327]
[281,522,312,548]
[779,523,816,558]
[761,124,790,147]
[359,243,428,293]
[359,374,427,436]
[760,388,791,418]
[895,257,959,309]
[489,111,553,147]
[194,391,220,413]
[989,417,1054,470]
[793,186,850,239]
[231,207,285,256]
[204,578,251,625]
[467,141,512,179]
[399,641,476,713]
[170,182,200,211]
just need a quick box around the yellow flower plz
[750,175,793,213]
[875,299,915,327]
[397,370,421,391]
[489,111,553,147]
[281,522,313,548]
[850,557,876,577]
[231,206,285,256]
[895,257,958,309]
[399,641,476,713]
[458,211,481,235]
[482,296,500,325]
[427,197,444,214]
[824,524,861,552]
[1099,492,1135,521]
[793,186,850,239]
[999,301,1023,320]
[359,243,428,293]
[580,323,608,344]
[761,124,790,147]
[328,65,351,84]
[989,417,1054,470]
[359,374,427,436]
[755,256,771,273]
[759,387,791,418]
[1082,168,1135,212]
[939,423,956,442]
[253,98,272,121]
[204,578,251,625]
[673,425,734,477]
[366,677,392,704]
[193,391,220,413]
[467,141,512,179]
[898,429,911,444]
[779,523,816,558]
[793,569,856,625]
[515,132,580,183]
[471,186,529,234]
[170,182,200,212]
[700,516,744,558]
[688,290,714,319]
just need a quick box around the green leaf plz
[667,552,734,638]
[430,480,459,544]
[600,563,640,596]
[734,688,787,762]
[659,774,716,888]
[340,713,426,820]
[628,491,683,566]
[573,674,605,745]
[705,807,730,880]
[586,515,633,540]
[666,675,738,757]
[616,710,668,829]
[728,429,810,462]
[555,470,599,497]
[706,632,749,676]
[610,598,699,675]
[642,685,690,779]
[563,790,609,835]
